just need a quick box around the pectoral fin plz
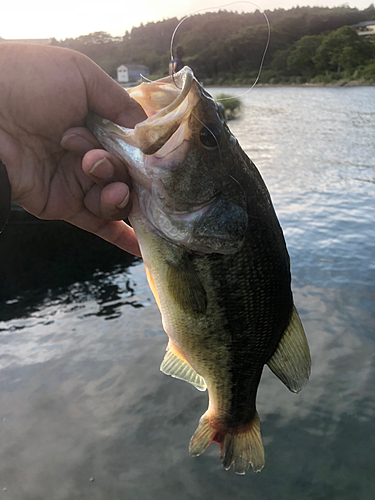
[167,258,207,315]
[267,305,311,393]
[160,342,207,391]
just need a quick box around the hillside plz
[55,5,375,85]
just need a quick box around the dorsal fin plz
[160,342,207,391]
[267,305,311,393]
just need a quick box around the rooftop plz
[351,20,375,27]
[0,37,53,45]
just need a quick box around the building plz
[0,37,53,45]
[117,64,150,83]
[351,20,375,36]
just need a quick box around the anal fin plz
[160,343,207,391]
[267,305,311,393]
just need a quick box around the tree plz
[287,35,324,77]
[55,6,375,84]
[314,26,375,74]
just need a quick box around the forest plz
[55,5,375,85]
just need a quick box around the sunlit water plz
[0,86,374,499]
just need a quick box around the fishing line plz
[140,73,153,82]
[169,1,271,99]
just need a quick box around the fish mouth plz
[86,66,198,160]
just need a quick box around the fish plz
[86,67,311,474]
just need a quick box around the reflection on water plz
[0,87,375,499]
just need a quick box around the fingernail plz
[116,191,130,209]
[61,134,95,152]
[60,134,74,148]
[89,157,114,177]
[89,158,105,175]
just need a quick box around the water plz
[0,86,374,499]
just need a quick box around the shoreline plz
[206,79,374,89]
[125,76,374,90]
[257,80,374,88]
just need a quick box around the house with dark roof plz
[0,37,53,45]
[351,20,375,36]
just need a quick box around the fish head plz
[86,67,248,254]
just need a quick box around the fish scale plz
[195,234,291,425]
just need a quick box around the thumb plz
[79,54,147,128]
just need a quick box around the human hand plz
[0,43,147,256]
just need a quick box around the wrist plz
[0,159,11,232]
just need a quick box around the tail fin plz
[189,412,265,474]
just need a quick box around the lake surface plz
[0,86,374,499]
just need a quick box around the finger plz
[79,55,147,127]
[84,182,131,221]
[68,208,141,257]
[82,150,131,188]
[61,127,101,154]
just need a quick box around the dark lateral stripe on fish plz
[190,222,292,424]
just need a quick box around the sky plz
[1,0,373,40]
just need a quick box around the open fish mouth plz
[86,67,198,158]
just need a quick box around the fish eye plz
[199,123,222,150]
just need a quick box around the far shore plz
[205,79,374,89]
[257,80,374,88]
[125,78,374,90]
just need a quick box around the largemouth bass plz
[86,67,311,474]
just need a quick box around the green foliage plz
[287,35,324,78]
[314,26,375,73]
[56,5,375,86]
[215,93,242,119]
[352,61,375,82]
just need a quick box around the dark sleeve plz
[0,160,11,233]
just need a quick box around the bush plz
[215,93,243,120]
[353,62,375,82]
[311,73,340,84]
